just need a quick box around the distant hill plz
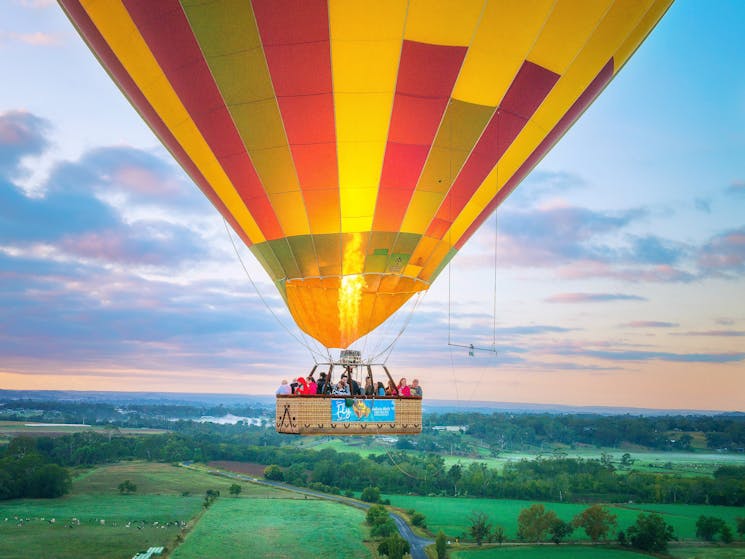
[0,389,738,416]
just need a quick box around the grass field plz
[170,497,373,559]
[0,462,296,559]
[451,545,652,558]
[384,495,745,541]
[305,436,745,477]
[670,546,745,558]
[0,420,165,436]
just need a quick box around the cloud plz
[0,110,50,178]
[677,330,745,337]
[546,293,646,304]
[583,350,745,364]
[726,180,745,197]
[14,0,56,8]
[623,321,678,328]
[695,198,712,213]
[504,170,587,207]
[697,226,745,275]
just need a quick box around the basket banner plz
[331,398,395,422]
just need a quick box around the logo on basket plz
[331,399,395,422]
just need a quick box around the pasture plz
[451,545,652,558]
[384,495,745,541]
[170,497,373,559]
[306,436,744,477]
[0,420,165,436]
[0,462,291,559]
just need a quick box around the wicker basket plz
[276,395,422,435]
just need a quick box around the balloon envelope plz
[61,0,671,348]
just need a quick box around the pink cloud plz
[624,321,678,328]
[546,293,645,304]
[1,31,61,46]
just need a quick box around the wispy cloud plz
[726,180,745,197]
[546,293,646,304]
[697,226,745,275]
[0,110,50,178]
[0,31,60,46]
[677,330,745,337]
[623,321,678,328]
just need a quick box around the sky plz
[1,1,743,411]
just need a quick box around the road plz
[189,465,433,558]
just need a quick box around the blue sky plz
[1,1,743,410]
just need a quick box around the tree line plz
[2,420,744,505]
[426,411,745,451]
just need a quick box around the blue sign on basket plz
[331,398,396,423]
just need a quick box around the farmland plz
[170,497,372,559]
[0,462,294,559]
[384,494,745,541]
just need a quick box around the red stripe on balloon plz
[252,0,339,207]
[427,61,560,238]
[58,0,256,248]
[454,59,615,250]
[373,41,467,232]
[121,0,285,241]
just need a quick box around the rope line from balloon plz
[222,218,327,363]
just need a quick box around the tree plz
[492,525,506,544]
[377,534,410,559]
[366,504,389,526]
[468,511,491,545]
[696,515,726,541]
[118,479,137,494]
[29,464,71,498]
[736,517,745,538]
[721,524,733,544]
[573,504,617,541]
[435,530,448,559]
[517,504,558,542]
[361,486,381,503]
[410,511,427,528]
[550,519,574,544]
[263,464,284,481]
[626,513,675,553]
[229,483,242,497]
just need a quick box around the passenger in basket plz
[332,376,351,395]
[295,377,308,395]
[376,382,386,396]
[385,379,398,396]
[275,379,292,395]
[364,377,375,396]
[306,373,318,395]
[398,378,411,397]
[316,372,327,395]
[410,378,422,397]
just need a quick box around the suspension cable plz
[222,219,326,362]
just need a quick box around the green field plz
[0,420,165,436]
[0,462,295,559]
[451,545,652,558]
[384,495,745,541]
[171,497,373,559]
[0,461,376,558]
[306,436,745,476]
[670,546,745,558]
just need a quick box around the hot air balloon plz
[61,0,671,434]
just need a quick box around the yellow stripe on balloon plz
[530,0,655,133]
[330,0,407,233]
[404,0,483,46]
[614,0,673,72]
[528,0,615,75]
[80,0,266,244]
[452,0,554,107]
[441,0,660,252]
